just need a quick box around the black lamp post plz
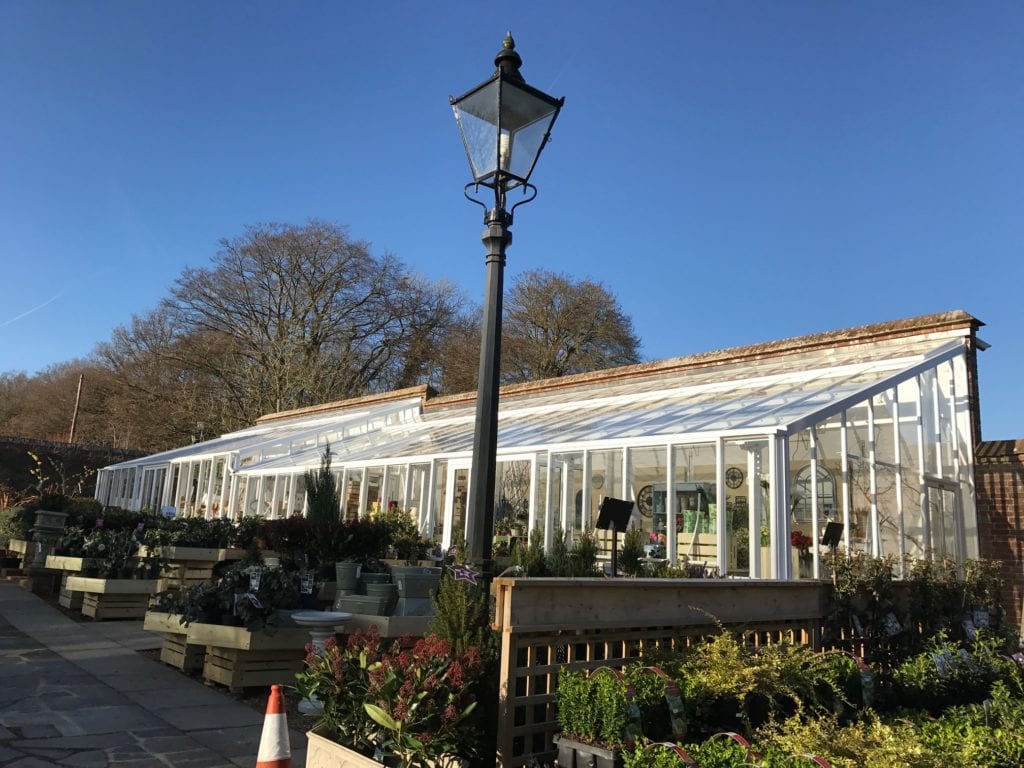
[451,34,563,581]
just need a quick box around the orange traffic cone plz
[255,684,292,768]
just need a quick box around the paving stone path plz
[0,581,306,767]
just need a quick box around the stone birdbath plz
[291,610,352,714]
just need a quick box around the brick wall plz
[975,440,1024,634]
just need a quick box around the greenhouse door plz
[925,480,962,563]
[441,461,471,550]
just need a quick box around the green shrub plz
[0,507,32,548]
[568,531,601,577]
[757,712,935,768]
[892,631,1017,713]
[303,444,339,523]
[547,525,570,576]
[512,527,547,576]
[620,525,645,577]
[556,667,632,747]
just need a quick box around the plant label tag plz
[860,670,874,707]
[962,619,977,640]
[883,612,901,636]
[932,651,953,678]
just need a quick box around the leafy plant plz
[362,634,485,768]
[556,667,636,748]
[0,506,33,548]
[295,627,387,754]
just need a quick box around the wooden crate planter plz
[306,730,383,768]
[143,612,205,673]
[7,538,30,567]
[185,621,310,692]
[65,576,158,620]
[152,546,223,591]
[305,730,466,768]
[45,556,87,610]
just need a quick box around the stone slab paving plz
[0,582,307,767]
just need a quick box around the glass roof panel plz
[102,337,966,479]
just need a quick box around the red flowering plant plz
[295,626,485,767]
[363,633,484,768]
[294,625,390,754]
[791,530,814,557]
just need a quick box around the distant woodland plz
[1,220,641,454]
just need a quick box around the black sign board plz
[596,497,634,531]
[820,521,844,548]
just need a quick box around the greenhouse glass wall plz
[96,311,986,579]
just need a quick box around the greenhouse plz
[95,310,985,580]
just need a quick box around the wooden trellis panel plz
[492,578,830,768]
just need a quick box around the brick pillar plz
[974,440,1024,634]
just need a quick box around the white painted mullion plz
[931,372,943,478]
[916,374,931,558]
[560,457,572,539]
[404,463,414,511]
[840,411,850,551]
[666,443,677,566]
[947,370,966,563]
[714,438,727,575]
[204,459,217,519]
[891,390,906,575]
[868,402,879,557]
[581,450,592,534]
[810,426,820,578]
[527,456,539,536]
[544,453,554,551]
[358,472,370,521]
[747,447,760,578]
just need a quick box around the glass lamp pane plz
[453,76,560,185]
[452,80,500,182]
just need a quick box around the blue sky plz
[1,2,1021,439]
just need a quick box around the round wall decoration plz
[636,485,653,517]
[725,467,745,489]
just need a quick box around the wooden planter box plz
[305,730,466,768]
[307,731,383,768]
[143,612,204,673]
[45,556,87,610]
[65,576,158,620]
[152,547,222,591]
[185,621,310,692]
[7,538,30,567]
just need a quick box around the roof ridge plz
[429,309,981,407]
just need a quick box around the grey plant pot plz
[334,561,361,593]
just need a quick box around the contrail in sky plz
[0,292,64,329]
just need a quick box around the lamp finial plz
[494,32,523,80]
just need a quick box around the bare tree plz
[501,269,641,383]
[161,220,466,424]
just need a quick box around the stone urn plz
[30,509,68,568]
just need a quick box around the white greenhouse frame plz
[96,312,985,580]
